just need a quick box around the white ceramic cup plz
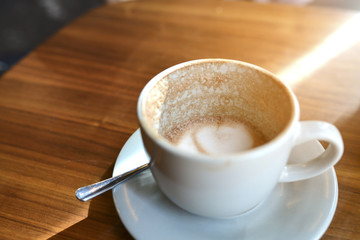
[137,59,343,218]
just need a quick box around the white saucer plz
[112,129,338,240]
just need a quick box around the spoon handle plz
[75,163,150,201]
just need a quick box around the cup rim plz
[137,58,300,161]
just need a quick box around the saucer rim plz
[112,129,338,240]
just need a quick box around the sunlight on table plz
[277,13,360,124]
[278,13,360,87]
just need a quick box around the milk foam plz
[172,121,266,155]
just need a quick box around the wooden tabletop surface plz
[1,0,359,239]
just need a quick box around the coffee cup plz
[137,59,343,218]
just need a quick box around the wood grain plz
[0,0,359,239]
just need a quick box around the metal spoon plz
[75,163,149,201]
[76,129,151,202]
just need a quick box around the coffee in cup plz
[164,116,268,155]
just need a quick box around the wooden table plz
[1,1,359,239]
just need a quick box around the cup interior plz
[140,59,295,153]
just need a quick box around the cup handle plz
[279,121,344,182]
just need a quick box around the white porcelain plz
[113,130,338,240]
[136,59,343,218]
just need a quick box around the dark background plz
[0,0,104,76]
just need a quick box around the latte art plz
[165,117,268,155]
